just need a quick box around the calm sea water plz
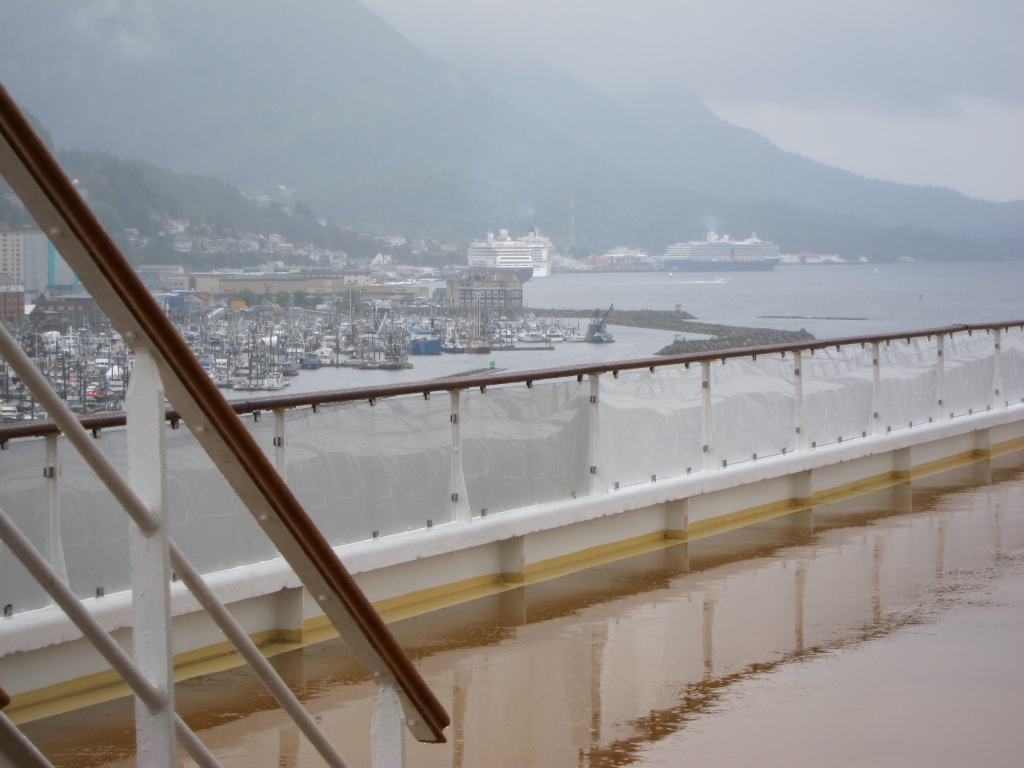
[524,262,1024,339]
[228,262,1024,395]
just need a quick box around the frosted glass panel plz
[879,337,938,431]
[463,381,589,515]
[285,397,453,543]
[944,331,995,417]
[1003,327,1024,405]
[59,427,131,600]
[601,366,704,485]
[803,345,874,447]
[712,355,796,464]
[166,418,278,574]
[0,437,50,614]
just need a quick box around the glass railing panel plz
[463,380,589,516]
[165,418,278,574]
[283,397,453,542]
[878,336,939,430]
[1004,326,1024,405]
[58,426,132,601]
[803,345,874,447]
[945,330,995,417]
[711,354,796,464]
[600,365,703,486]
[0,436,51,614]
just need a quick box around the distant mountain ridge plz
[0,0,1020,262]
[467,58,1024,242]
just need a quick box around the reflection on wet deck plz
[26,452,1024,767]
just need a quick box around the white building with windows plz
[0,228,26,288]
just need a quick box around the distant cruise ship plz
[664,232,781,272]
[468,228,553,279]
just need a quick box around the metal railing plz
[2,322,1020,445]
[0,82,446,767]
[2,322,1018,582]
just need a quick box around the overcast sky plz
[362,0,1024,202]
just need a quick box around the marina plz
[0,299,641,413]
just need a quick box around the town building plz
[445,268,525,312]
[0,227,25,287]
[136,264,189,291]
[1,228,77,297]
[30,287,106,329]
[0,285,25,324]
[191,270,372,295]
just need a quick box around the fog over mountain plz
[468,59,1024,242]
[0,0,1020,260]
[365,0,1024,204]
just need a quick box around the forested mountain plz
[0,0,1019,261]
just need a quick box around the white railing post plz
[45,434,68,587]
[794,350,808,451]
[371,683,406,768]
[872,342,883,435]
[936,334,948,421]
[126,348,176,768]
[450,390,471,523]
[274,409,287,481]
[701,361,716,470]
[994,328,1006,409]
[588,373,607,494]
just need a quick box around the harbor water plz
[23,451,1024,767]
[228,261,1024,394]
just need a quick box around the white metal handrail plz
[0,322,352,767]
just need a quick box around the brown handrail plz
[0,83,448,741]
[2,320,1020,444]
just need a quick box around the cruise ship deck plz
[20,450,1024,767]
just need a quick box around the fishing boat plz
[407,328,442,355]
[300,352,322,369]
[260,371,291,391]
[517,331,546,344]
[586,305,616,343]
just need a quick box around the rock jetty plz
[529,308,816,354]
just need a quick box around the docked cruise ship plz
[663,231,781,272]
[467,227,554,279]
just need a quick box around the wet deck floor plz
[23,450,1024,767]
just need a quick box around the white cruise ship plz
[468,227,553,279]
[664,232,781,272]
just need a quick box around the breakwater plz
[528,308,816,354]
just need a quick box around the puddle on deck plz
[23,451,1024,767]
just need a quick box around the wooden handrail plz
[0,82,448,742]
[2,320,1021,444]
